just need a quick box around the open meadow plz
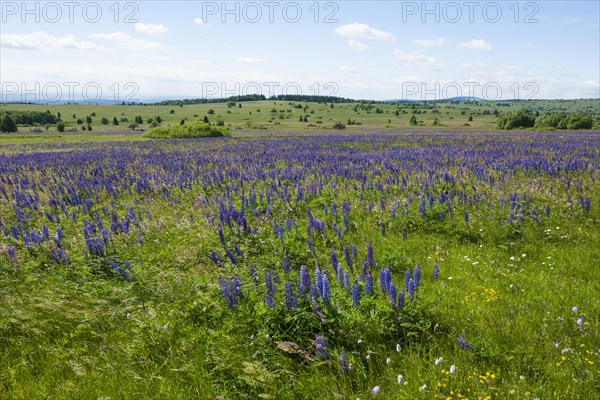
[1,127,599,399]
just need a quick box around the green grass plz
[0,130,599,399]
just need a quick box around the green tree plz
[86,124,92,131]
[56,122,65,132]
[207,109,215,114]
[0,114,17,132]
[409,115,418,125]
[101,117,109,125]
[468,116,473,122]
[112,117,119,125]
[203,116,210,124]
[86,116,92,124]
[496,109,535,130]
[128,122,139,130]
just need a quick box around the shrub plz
[496,110,535,130]
[332,121,346,129]
[143,122,229,139]
[534,113,593,130]
[0,114,18,133]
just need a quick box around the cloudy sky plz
[1,1,598,102]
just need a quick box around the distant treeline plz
[151,94,362,106]
[269,95,359,103]
[154,94,267,106]
[497,110,594,130]
[0,109,60,125]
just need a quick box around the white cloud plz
[347,39,369,51]
[89,32,165,51]
[135,22,170,36]
[337,66,359,74]
[391,49,442,69]
[238,56,265,64]
[193,18,207,26]
[334,23,396,42]
[414,37,449,47]
[458,39,492,52]
[130,52,170,61]
[0,31,106,51]
[458,62,489,69]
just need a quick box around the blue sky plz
[1,1,599,102]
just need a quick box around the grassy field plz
[1,128,599,399]
[3,98,598,137]
[0,100,494,133]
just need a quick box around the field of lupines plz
[1,130,599,399]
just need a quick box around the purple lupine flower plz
[307,238,315,253]
[316,335,327,360]
[413,264,421,289]
[584,198,591,213]
[365,270,373,294]
[217,223,225,245]
[309,283,318,303]
[389,280,397,309]
[545,204,550,217]
[233,243,243,256]
[299,265,310,295]
[367,243,374,266]
[283,256,291,273]
[407,278,415,301]
[337,265,344,286]
[404,268,411,292]
[331,250,339,271]
[352,244,357,262]
[225,248,237,265]
[264,293,275,309]
[321,274,331,305]
[7,246,16,261]
[343,272,351,291]
[315,267,323,295]
[218,277,234,310]
[266,271,275,295]
[284,280,298,310]
[577,315,583,326]
[531,208,540,223]
[344,245,352,270]
[397,290,405,309]
[352,279,361,306]
[232,275,243,300]
[339,349,349,375]
[361,260,368,280]
[457,333,473,350]
[432,261,439,280]
[464,210,469,224]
